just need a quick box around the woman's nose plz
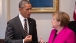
[51,19,52,22]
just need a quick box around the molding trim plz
[7,0,10,21]
[0,39,47,43]
[0,39,4,43]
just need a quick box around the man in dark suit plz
[5,0,38,43]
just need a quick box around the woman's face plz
[51,15,60,28]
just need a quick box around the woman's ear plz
[58,21,61,26]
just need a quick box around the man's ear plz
[19,8,21,11]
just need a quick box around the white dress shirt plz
[19,13,29,43]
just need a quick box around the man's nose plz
[28,9,32,13]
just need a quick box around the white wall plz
[0,0,2,37]
[59,0,75,20]
[0,0,7,39]
[0,0,2,16]
[0,0,75,42]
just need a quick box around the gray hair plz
[19,0,31,8]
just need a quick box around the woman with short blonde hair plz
[40,11,75,43]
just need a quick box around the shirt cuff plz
[23,39,24,43]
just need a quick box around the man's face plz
[19,4,32,18]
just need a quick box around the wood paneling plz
[0,39,4,43]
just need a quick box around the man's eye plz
[26,9,29,10]
[26,8,31,10]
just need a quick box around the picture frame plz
[29,0,59,13]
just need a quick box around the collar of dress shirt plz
[19,13,29,33]
[19,13,27,21]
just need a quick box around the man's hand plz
[24,35,32,43]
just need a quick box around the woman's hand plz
[40,36,45,43]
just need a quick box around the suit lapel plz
[28,18,32,35]
[15,16,26,38]
[53,27,67,42]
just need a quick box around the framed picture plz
[29,0,59,13]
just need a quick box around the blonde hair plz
[52,11,70,27]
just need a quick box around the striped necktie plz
[24,19,28,36]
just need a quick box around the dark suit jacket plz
[5,16,38,43]
[68,21,76,34]
[68,21,76,42]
